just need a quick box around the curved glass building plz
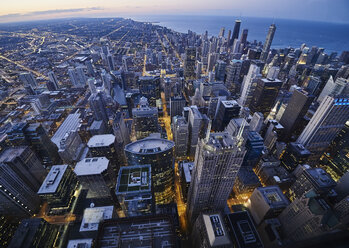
[125,138,175,204]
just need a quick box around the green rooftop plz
[116,165,151,194]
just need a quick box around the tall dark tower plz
[230,19,241,46]
[261,24,276,61]
[184,47,196,80]
[226,29,232,47]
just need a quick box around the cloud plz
[0,7,103,22]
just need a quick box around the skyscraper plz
[125,137,175,204]
[213,100,241,131]
[225,59,242,95]
[249,78,283,118]
[187,132,245,223]
[230,19,241,46]
[238,64,261,107]
[19,72,37,88]
[47,71,59,91]
[240,29,248,46]
[261,24,276,61]
[317,76,349,103]
[297,96,349,163]
[279,88,315,137]
[184,47,196,80]
[172,116,189,158]
[89,92,109,124]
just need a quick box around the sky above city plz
[1,0,349,23]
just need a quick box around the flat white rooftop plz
[67,239,93,248]
[51,111,81,147]
[203,213,231,247]
[38,164,68,194]
[87,134,115,148]
[74,157,109,176]
[80,206,114,232]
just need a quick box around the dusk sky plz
[1,0,349,23]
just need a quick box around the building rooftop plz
[51,111,81,147]
[181,161,194,183]
[87,134,115,148]
[226,211,264,248]
[74,157,109,176]
[289,142,311,156]
[67,239,93,248]
[221,100,239,108]
[96,215,176,248]
[125,138,174,155]
[256,186,289,209]
[116,164,151,194]
[207,132,236,149]
[37,165,68,194]
[238,167,261,185]
[80,206,114,232]
[0,146,27,163]
[305,168,337,189]
[203,213,231,247]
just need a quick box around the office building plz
[187,132,245,223]
[225,118,250,142]
[297,96,349,164]
[87,134,120,174]
[249,186,289,225]
[280,142,311,172]
[172,116,189,157]
[115,164,153,217]
[188,105,210,157]
[319,122,349,181]
[47,71,59,91]
[107,53,115,71]
[261,24,276,61]
[242,131,264,167]
[8,218,59,248]
[7,123,61,167]
[57,130,85,164]
[214,60,227,81]
[125,137,175,204]
[112,112,130,165]
[238,64,261,107]
[225,59,242,95]
[317,76,349,103]
[288,167,336,201]
[213,100,241,131]
[170,95,186,118]
[19,72,37,88]
[80,205,115,234]
[89,92,110,124]
[249,112,264,133]
[0,215,18,248]
[0,146,46,191]
[279,88,314,137]
[96,215,176,247]
[74,157,114,198]
[230,19,241,46]
[179,161,194,202]
[225,211,264,248]
[37,164,78,215]
[191,212,232,248]
[278,190,340,243]
[240,29,248,47]
[133,98,159,139]
[249,78,282,118]
[185,47,196,80]
[138,76,160,106]
[233,167,261,196]
[0,162,41,218]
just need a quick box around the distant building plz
[170,95,186,118]
[19,72,37,88]
[138,76,160,106]
[115,164,153,217]
[280,142,311,172]
[132,97,159,140]
[184,47,196,80]
[261,24,276,61]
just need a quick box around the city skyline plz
[1,0,349,24]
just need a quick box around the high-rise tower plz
[187,132,245,223]
[261,24,276,61]
[230,19,241,46]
